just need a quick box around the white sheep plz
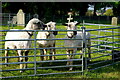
[37,21,58,61]
[63,21,91,71]
[5,18,46,72]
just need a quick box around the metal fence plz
[2,13,31,27]
[0,23,120,78]
[0,29,85,78]
[2,13,120,27]
[83,23,120,72]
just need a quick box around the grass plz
[0,24,120,79]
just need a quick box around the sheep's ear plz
[53,22,56,25]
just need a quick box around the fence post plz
[112,29,114,62]
[98,25,100,52]
[81,26,87,74]
[7,14,11,29]
[33,31,37,76]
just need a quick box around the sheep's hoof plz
[39,63,43,67]
[52,57,56,60]
[88,58,92,62]
[66,62,70,66]
[69,67,73,71]
[20,70,24,73]
[49,62,52,65]
[89,59,92,62]
[5,64,8,67]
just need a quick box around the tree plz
[113,2,120,16]
[104,9,113,16]
[90,2,115,16]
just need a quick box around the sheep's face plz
[28,18,46,30]
[65,22,78,38]
[45,22,58,35]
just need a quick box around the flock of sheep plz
[4,18,91,72]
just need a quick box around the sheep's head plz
[26,18,47,30]
[63,21,80,38]
[45,21,58,35]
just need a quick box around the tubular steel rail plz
[0,24,120,78]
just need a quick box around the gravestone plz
[12,16,17,25]
[111,17,118,26]
[17,9,25,26]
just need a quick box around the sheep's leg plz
[52,44,56,60]
[18,50,24,73]
[40,49,44,61]
[88,39,91,61]
[80,50,82,59]
[44,49,48,60]
[66,50,70,66]
[49,49,53,65]
[24,51,29,69]
[5,48,9,67]
[52,49,56,60]
[88,47,91,61]
[69,50,73,71]
[69,50,74,71]
[49,49,53,60]
[69,49,77,71]
[16,51,20,62]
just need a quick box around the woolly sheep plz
[63,21,91,71]
[37,21,58,61]
[5,18,46,73]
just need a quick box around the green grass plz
[0,25,120,79]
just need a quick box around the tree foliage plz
[2,2,120,17]
[104,9,113,16]
[2,2,89,16]
[113,2,120,16]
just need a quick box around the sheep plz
[37,21,58,61]
[63,21,91,71]
[5,18,47,73]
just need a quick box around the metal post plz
[8,14,11,29]
[83,20,85,27]
[81,26,87,74]
[112,29,114,62]
[33,31,37,75]
[29,13,31,20]
[105,25,107,53]
[98,25,100,52]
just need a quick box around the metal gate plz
[0,29,86,78]
[84,23,120,71]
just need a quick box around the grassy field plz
[0,24,120,79]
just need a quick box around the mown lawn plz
[0,24,120,79]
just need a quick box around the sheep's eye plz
[48,25,51,27]
[68,25,72,28]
